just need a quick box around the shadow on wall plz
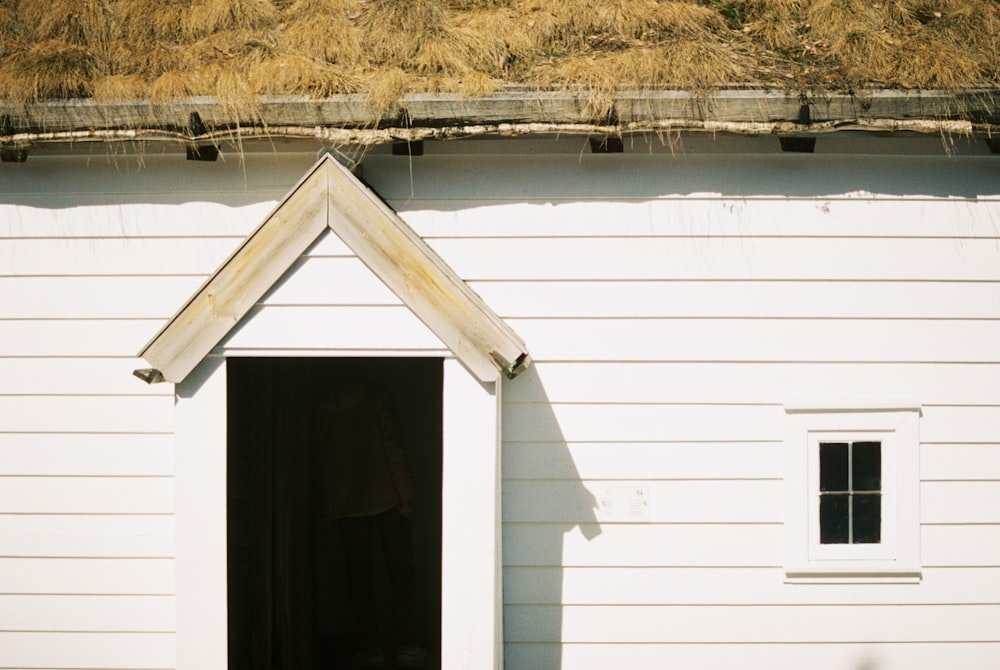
[502,366,601,670]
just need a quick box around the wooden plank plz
[0,631,175,669]
[923,444,1000,480]
[505,362,1000,406]
[924,525,1000,567]
[502,403,781,443]
[0,359,171,395]
[504,566,1000,605]
[260,256,402,306]
[502,480,782,524]
[0,396,173,434]
[472,280,1000,319]
[504,603,1000,643]
[403,198,1000,239]
[138,159,332,383]
[0,557,174,594]
[0,477,173,514]
[0,434,173,476]
[0,594,173,632]
[923,482,1000,524]
[219,305,446,352]
[0,515,174,557]
[502,442,782,480]
[1,320,172,357]
[325,155,529,380]
[506,641,1000,670]
[0,201,270,238]
[0,237,242,276]
[429,236,1000,281]
[502,523,782,567]
[922,406,1000,443]
[0,276,205,319]
[507,318,1000,363]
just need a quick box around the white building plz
[1,92,999,669]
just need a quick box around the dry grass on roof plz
[0,0,995,115]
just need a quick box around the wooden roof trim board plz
[134,152,530,385]
[3,88,997,146]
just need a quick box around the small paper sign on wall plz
[597,486,650,522]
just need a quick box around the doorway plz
[226,357,443,669]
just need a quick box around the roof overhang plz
[134,152,531,384]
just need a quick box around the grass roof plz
[0,0,996,135]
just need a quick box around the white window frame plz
[783,404,921,583]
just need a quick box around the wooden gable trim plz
[135,153,530,384]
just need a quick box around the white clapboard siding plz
[0,237,243,276]
[923,525,1000,567]
[0,594,173,631]
[0,434,173,476]
[471,280,1000,319]
[507,318,1000,363]
[503,523,782,567]
[506,362,1000,406]
[922,405,1000,443]
[922,444,1000,480]
[1,276,205,319]
[505,566,1000,605]
[0,631,175,669]
[401,198,1000,239]
[0,477,173,514]
[261,256,402,306]
[503,480,782,524]
[0,557,174,594]
[0,201,270,238]
[428,236,1000,281]
[507,641,1000,670]
[502,442,782,480]
[922,482,1000,524]
[504,603,1000,643]
[0,359,171,396]
[0,396,174,434]
[220,305,446,352]
[1,320,165,357]
[502,403,781,443]
[0,515,174,557]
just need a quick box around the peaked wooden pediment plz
[134,152,530,384]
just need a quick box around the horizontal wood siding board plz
[0,359,171,396]
[472,280,1000,319]
[0,515,174,558]
[0,434,173,476]
[505,319,1000,363]
[923,525,1000,567]
[502,480,782,524]
[504,566,1000,605]
[922,406,1000,443]
[0,478,173,514]
[503,603,1000,643]
[429,237,1000,281]
[922,481,1000,523]
[1,320,191,357]
[0,631,175,669]
[502,442,782,480]
[505,642,1000,670]
[0,557,174,594]
[922,444,1000,480]
[1,276,207,319]
[504,362,1000,405]
[400,198,1000,239]
[260,256,402,306]
[0,396,174,434]
[0,594,174,632]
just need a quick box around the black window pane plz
[820,442,849,492]
[820,495,850,544]
[853,494,882,543]
[852,441,881,491]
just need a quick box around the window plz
[783,405,921,583]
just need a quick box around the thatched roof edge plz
[1,88,997,147]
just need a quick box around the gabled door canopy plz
[134,151,530,384]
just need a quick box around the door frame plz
[174,355,503,669]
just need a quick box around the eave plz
[134,152,531,385]
[2,88,997,150]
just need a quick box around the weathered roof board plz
[135,153,530,384]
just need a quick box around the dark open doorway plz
[227,357,443,669]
